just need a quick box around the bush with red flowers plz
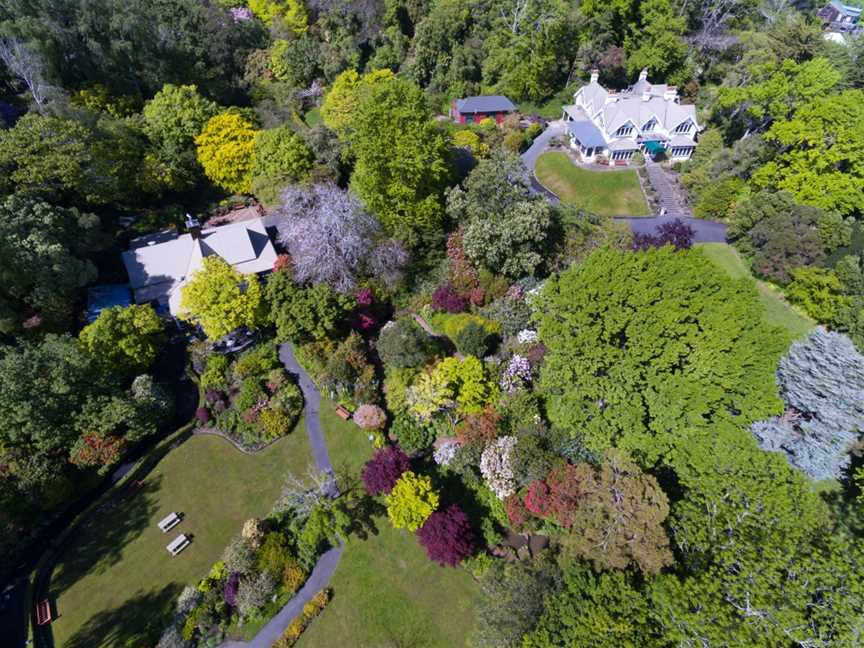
[195,406,211,424]
[431,284,468,313]
[523,463,586,527]
[416,503,476,566]
[362,445,411,495]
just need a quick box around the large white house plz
[562,69,701,164]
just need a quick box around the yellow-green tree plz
[79,304,165,375]
[248,0,308,32]
[320,68,395,138]
[386,471,439,531]
[195,112,258,194]
[179,257,266,339]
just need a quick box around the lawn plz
[699,242,815,340]
[297,408,481,648]
[49,422,313,648]
[534,151,650,216]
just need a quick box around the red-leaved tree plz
[524,463,586,527]
[362,445,411,495]
[456,407,500,446]
[416,503,476,566]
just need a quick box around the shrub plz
[632,219,695,251]
[392,414,436,452]
[457,408,501,446]
[377,318,432,369]
[417,503,476,566]
[786,267,847,322]
[353,404,387,430]
[237,571,277,617]
[430,312,501,342]
[257,531,293,577]
[282,560,307,593]
[362,445,411,495]
[200,353,230,389]
[222,536,256,575]
[503,130,527,153]
[480,436,518,499]
[241,518,267,548]
[386,471,440,531]
[525,123,543,140]
[260,409,294,440]
[431,284,468,313]
[195,407,211,424]
[384,367,420,414]
[455,321,491,357]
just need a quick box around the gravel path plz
[220,343,343,648]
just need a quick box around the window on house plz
[674,121,691,134]
[643,119,655,132]
[615,125,634,137]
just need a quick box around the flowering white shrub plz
[434,438,460,466]
[230,7,252,21]
[500,354,531,393]
[517,329,538,344]
[480,436,518,499]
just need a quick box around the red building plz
[450,95,517,125]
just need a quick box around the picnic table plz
[158,512,181,533]
[166,534,190,556]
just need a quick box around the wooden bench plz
[158,512,180,533]
[335,405,352,421]
[36,599,52,625]
[166,534,190,556]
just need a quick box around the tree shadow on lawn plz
[337,472,385,541]
[60,583,181,648]
[48,475,163,599]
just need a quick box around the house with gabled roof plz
[451,95,517,125]
[561,68,701,164]
[122,215,277,317]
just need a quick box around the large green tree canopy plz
[752,90,864,215]
[0,194,99,331]
[349,77,451,248]
[536,246,787,465]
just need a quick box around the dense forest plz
[2,1,864,647]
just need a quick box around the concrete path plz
[219,344,343,648]
[220,544,344,648]
[278,343,333,475]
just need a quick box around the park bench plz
[36,599,52,625]
[335,405,352,421]
[158,512,181,533]
[167,534,190,556]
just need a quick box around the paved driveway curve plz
[220,343,343,648]
[614,215,727,243]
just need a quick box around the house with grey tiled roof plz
[562,69,701,164]
[122,216,277,317]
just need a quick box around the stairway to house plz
[645,160,691,217]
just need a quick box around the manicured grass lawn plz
[535,151,650,216]
[699,243,815,340]
[303,107,322,127]
[297,411,480,648]
[49,423,312,648]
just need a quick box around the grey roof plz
[831,0,861,18]
[456,95,516,114]
[567,119,606,148]
[122,217,277,315]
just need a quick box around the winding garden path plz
[220,343,343,648]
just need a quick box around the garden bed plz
[195,342,304,450]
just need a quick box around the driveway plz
[520,119,567,172]
[614,215,727,243]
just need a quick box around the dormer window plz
[674,121,692,134]
[643,119,656,132]
[615,125,634,137]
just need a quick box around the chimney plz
[642,86,651,102]
[590,69,599,83]
[185,213,201,240]
[664,86,678,101]
[639,68,648,81]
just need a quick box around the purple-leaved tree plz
[416,503,476,566]
[275,184,408,292]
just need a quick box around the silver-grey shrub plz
[751,327,864,481]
